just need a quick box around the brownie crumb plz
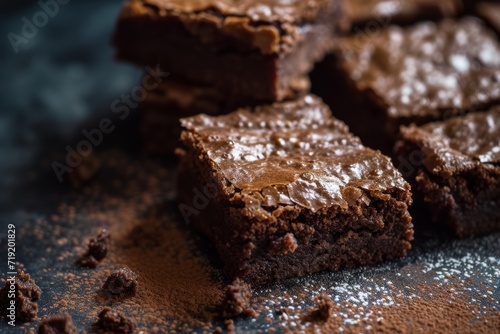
[0,269,41,322]
[221,278,253,318]
[77,229,111,268]
[38,313,78,334]
[269,233,298,255]
[67,152,101,189]
[224,319,235,334]
[301,294,334,322]
[101,268,138,299]
[96,307,136,334]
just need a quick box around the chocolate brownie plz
[178,95,413,285]
[346,0,461,30]
[395,107,500,238]
[313,18,500,153]
[113,0,343,102]
[140,79,263,156]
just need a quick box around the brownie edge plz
[395,107,500,238]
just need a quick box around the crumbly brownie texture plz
[476,2,500,35]
[101,268,138,299]
[113,0,342,102]
[220,278,253,318]
[0,269,41,322]
[301,294,334,322]
[38,313,78,334]
[96,307,137,334]
[346,0,461,29]
[77,229,111,268]
[329,18,500,151]
[395,108,500,238]
[178,95,413,284]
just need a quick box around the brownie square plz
[178,95,413,284]
[395,107,500,238]
[113,0,343,103]
[346,0,461,30]
[313,18,500,153]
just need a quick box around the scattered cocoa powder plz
[13,151,500,333]
[96,307,136,334]
[38,313,77,334]
[0,269,41,322]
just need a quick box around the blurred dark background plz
[1,0,143,211]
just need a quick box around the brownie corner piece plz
[178,95,413,285]
[396,107,500,238]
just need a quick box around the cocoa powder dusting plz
[11,151,500,333]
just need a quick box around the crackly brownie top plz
[401,107,500,173]
[120,0,339,54]
[181,95,409,213]
[347,0,460,27]
[339,18,500,120]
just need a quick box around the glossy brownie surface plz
[339,18,500,120]
[181,95,408,212]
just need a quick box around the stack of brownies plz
[113,0,500,284]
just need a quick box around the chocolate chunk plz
[0,269,41,322]
[96,307,137,334]
[102,268,138,299]
[221,278,253,318]
[38,313,78,334]
[77,229,111,268]
[301,294,334,322]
